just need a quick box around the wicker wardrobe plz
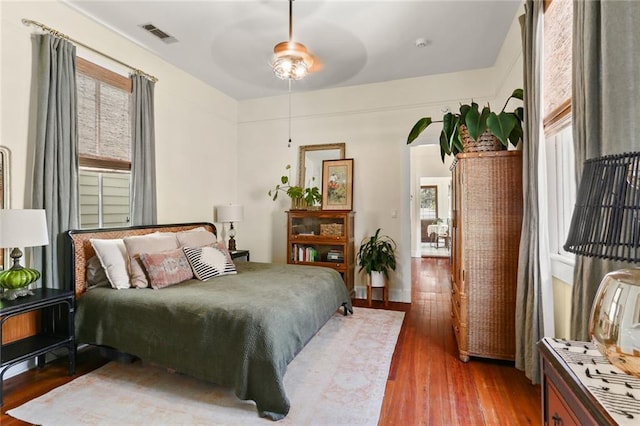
[450,150,523,362]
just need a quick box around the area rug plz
[8,307,404,425]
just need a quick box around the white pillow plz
[176,227,217,248]
[90,238,130,289]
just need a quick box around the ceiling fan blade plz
[307,52,323,73]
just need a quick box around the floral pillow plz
[183,245,237,281]
[123,232,179,288]
[139,248,194,289]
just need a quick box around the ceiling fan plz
[272,0,320,80]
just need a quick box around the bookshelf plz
[286,210,355,297]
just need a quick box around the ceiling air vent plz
[139,23,178,44]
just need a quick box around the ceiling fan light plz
[294,63,307,79]
[273,54,309,80]
[272,40,313,80]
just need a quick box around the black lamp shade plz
[564,152,640,263]
[564,152,640,378]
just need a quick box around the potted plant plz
[406,88,524,162]
[357,228,397,288]
[268,165,321,209]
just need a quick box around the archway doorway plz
[409,144,453,259]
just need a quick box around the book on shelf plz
[292,244,318,262]
[305,246,317,262]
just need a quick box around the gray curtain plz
[515,0,546,384]
[31,34,79,290]
[130,74,157,225]
[570,0,640,340]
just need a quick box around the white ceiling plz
[64,0,521,100]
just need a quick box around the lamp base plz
[0,259,40,290]
[0,287,34,300]
[228,236,237,251]
[590,268,640,377]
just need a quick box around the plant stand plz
[366,272,388,307]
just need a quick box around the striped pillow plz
[183,245,237,280]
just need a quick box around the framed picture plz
[322,158,353,210]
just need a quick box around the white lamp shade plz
[215,204,244,223]
[0,209,49,248]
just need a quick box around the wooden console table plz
[538,337,639,425]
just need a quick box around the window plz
[79,171,131,228]
[76,57,132,228]
[420,186,438,220]
[543,0,575,283]
[545,125,576,257]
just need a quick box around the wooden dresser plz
[450,151,523,362]
[538,337,639,425]
[286,210,355,297]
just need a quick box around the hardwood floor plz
[1,257,540,425]
[356,257,540,425]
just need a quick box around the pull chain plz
[288,79,292,148]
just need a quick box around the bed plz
[65,222,352,421]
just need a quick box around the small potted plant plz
[301,186,321,208]
[406,88,524,162]
[268,165,321,209]
[357,228,397,288]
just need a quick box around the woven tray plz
[320,223,343,236]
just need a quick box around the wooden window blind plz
[76,57,132,171]
[543,0,573,132]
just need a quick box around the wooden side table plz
[230,250,250,262]
[0,288,75,406]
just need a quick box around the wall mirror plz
[298,143,346,192]
[0,146,11,270]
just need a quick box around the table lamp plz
[564,152,640,377]
[0,209,49,300]
[215,204,244,251]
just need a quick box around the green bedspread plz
[74,261,352,420]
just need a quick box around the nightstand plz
[230,250,250,262]
[0,288,75,406]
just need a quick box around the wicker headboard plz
[65,222,216,298]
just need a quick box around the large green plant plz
[406,88,524,162]
[357,228,397,278]
[268,165,321,206]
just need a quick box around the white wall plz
[236,74,487,303]
[1,0,238,226]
